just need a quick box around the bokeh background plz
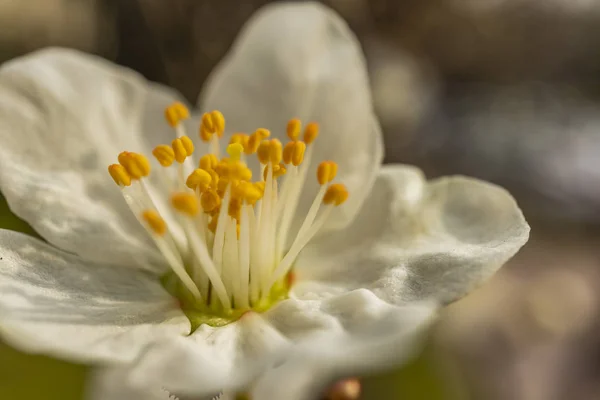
[2,0,600,399]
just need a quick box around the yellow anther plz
[282,141,306,166]
[269,139,283,164]
[228,198,242,220]
[201,189,221,213]
[117,151,131,166]
[141,210,167,236]
[186,168,212,191]
[230,161,252,181]
[263,162,287,180]
[323,183,349,206]
[246,128,270,154]
[201,112,215,133]
[172,137,193,163]
[108,164,131,187]
[214,161,230,178]
[199,154,218,170]
[287,118,302,141]
[171,192,199,216]
[275,162,287,178]
[253,181,266,196]
[200,110,226,140]
[257,139,282,165]
[257,140,270,164]
[165,102,190,127]
[119,152,151,179]
[200,124,212,142]
[230,133,249,149]
[152,145,175,167]
[317,161,338,185]
[227,143,244,162]
[210,111,225,137]
[232,181,263,205]
[181,136,194,155]
[304,122,319,144]
[255,128,270,140]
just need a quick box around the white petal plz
[126,313,286,396]
[124,291,435,398]
[87,368,184,400]
[200,2,383,230]
[0,48,188,270]
[294,164,530,305]
[252,301,436,400]
[0,230,189,363]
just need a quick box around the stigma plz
[108,103,348,316]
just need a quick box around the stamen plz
[119,152,151,180]
[267,184,348,290]
[141,210,167,236]
[165,102,190,128]
[172,136,194,164]
[246,129,270,154]
[171,192,199,216]
[303,122,319,144]
[286,118,301,141]
[230,133,250,150]
[109,112,351,320]
[108,164,131,187]
[201,190,221,213]
[323,183,349,206]
[153,145,175,167]
[282,141,306,166]
[317,161,338,185]
[199,154,218,170]
[186,169,212,192]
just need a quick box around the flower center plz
[108,103,348,327]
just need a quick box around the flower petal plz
[0,229,189,363]
[252,301,436,400]
[0,48,190,270]
[294,164,530,305]
[123,291,435,398]
[200,2,383,230]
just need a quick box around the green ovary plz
[161,272,291,331]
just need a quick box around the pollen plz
[118,152,150,179]
[286,118,301,141]
[200,111,226,141]
[165,102,190,127]
[199,154,218,170]
[171,192,199,216]
[257,139,283,165]
[317,161,338,185]
[282,140,306,166]
[263,162,287,180]
[109,111,352,319]
[246,128,270,154]
[323,183,349,206]
[108,164,131,186]
[233,181,263,205]
[153,145,175,167]
[230,133,250,149]
[141,210,167,236]
[201,189,221,212]
[186,168,213,191]
[304,122,319,144]
[172,136,194,163]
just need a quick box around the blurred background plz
[1,0,600,399]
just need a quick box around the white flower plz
[0,2,529,398]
